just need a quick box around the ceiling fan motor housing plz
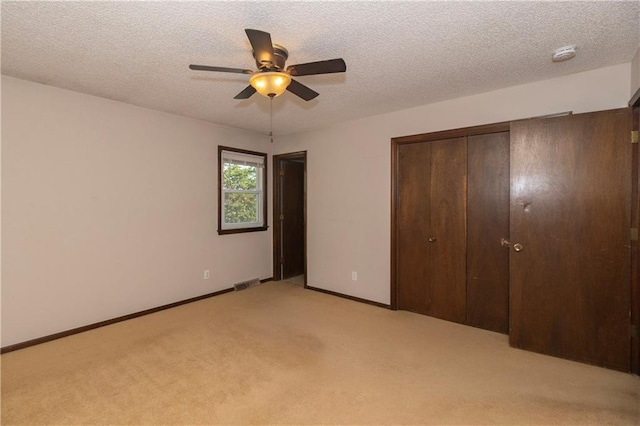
[255,44,289,70]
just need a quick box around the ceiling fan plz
[189,29,346,101]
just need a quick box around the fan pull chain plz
[269,96,274,143]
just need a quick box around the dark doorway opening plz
[273,151,306,285]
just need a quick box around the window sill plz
[217,225,269,236]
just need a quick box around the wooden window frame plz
[218,145,268,235]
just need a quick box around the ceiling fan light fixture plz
[250,71,291,98]
[189,29,346,101]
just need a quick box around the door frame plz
[272,151,307,285]
[630,88,640,375]
[391,122,510,309]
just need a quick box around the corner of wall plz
[631,48,640,98]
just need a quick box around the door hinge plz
[279,257,284,265]
[279,169,285,176]
[632,228,639,241]
[632,324,638,339]
[632,130,638,144]
[280,214,284,221]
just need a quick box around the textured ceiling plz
[2,1,639,136]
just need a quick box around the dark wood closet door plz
[282,160,305,279]
[397,142,431,315]
[466,132,510,334]
[428,138,467,323]
[510,109,632,371]
[396,138,467,323]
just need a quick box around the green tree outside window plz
[223,164,258,224]
[218,146,267,234]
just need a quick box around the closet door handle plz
[428,236,436,243]
[513,243,523,252]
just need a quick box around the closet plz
[391,108,634,372]
[394,128,509,334]
[509,109,631,372]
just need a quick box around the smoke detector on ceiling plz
[552,45,577,62]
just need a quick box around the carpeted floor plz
[283,274,305,286]
[2,281,639,425]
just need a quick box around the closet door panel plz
[510,109,631,371]
[397,142,431,314]
[466,132,510,334]
[428,138,467,323]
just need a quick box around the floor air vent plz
[234,278,261,291]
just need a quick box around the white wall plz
[275,63,632,305]
[2,62,634,345]
[632,48,640,98]
[1,76,271,346]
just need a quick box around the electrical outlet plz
[352,271,358,281]
[203,270,210,279]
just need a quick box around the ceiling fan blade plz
[245,29,276,69]
[189,64,253,74]
[286,79,319,101]
[234,85,257,99]
[287,58,346,76]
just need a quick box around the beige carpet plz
[283,274,305,286]
[2,281,639,425]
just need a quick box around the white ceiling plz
[2,1,639,136]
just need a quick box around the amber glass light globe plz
[249,72,292,98]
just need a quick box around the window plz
[218,146,268,234]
